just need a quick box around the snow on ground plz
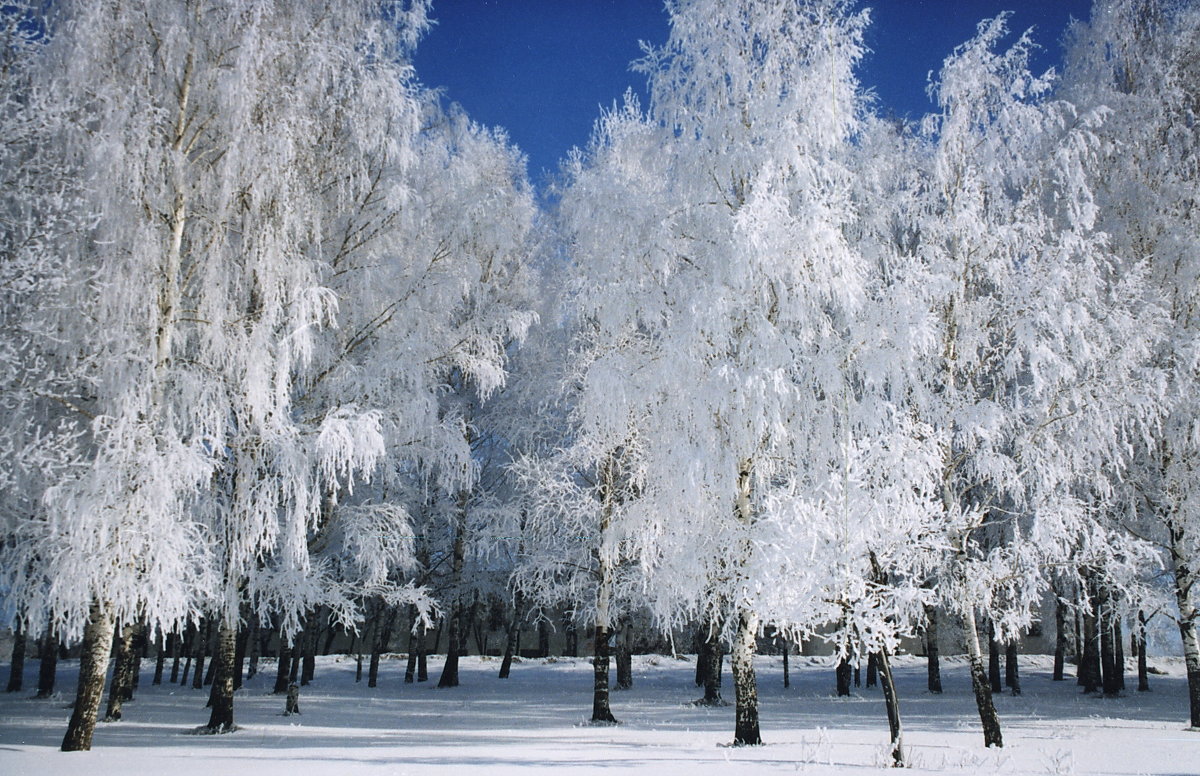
[1,653,1197,775]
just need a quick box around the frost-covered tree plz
[914,13,1164,746]
[1059,0,1200,729]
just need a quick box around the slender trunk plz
[867,652,879,689]
[731,460,761,746]
[233,621,249,691]
[1081,588,1101,693]
[925,603,942,693]
[591,623,617,723]
[1114,616,1125,692]
[61,603,115,752]
[170,631,182,684]
[274,623,292,694]
[153,632,166,685]
[731,607,761,746]
[193,619,208,690]
[615,621,632,690]
[697,624,724,705]
[1004,641,1020,696]
[836,657,852,696]
[537,619,550,659]
[1053,596,1067,681]
[246,614,260,681]
[417,625,428,682]
[35,626,59,698]
[437,499,467,689]
[565,619,578,658]
[205,620,236,732]
[987,621,1002,693]
[1169,520,1200,727]
[877,648,905,767]
[498,595,522,679]
[131,624,145,695]
[104,622,135,721]
[782,640,790,689]
[6,624,25,693]
[963,608,1002,748]
[368,608,395,689]
[1137,610,1150,692]
[301,611,317,686]
[288,633,301,683]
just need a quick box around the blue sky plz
[413,1,1094,186]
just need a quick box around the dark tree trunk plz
[696,626,724,705]
[877,649,905,767]
[1053,596,1067,681]
[274,635,292,694]
[987,622,1002,693]
[437,504,467,689]
[963,609,1002,748]
[246,614,260,681]
[537,619,550,659]
[1114,616,1126,692]
[301,611,317,686]
[615,621,632,690]
[925,603,942,693]
[35,626,59,698]
[233,620,249,691]
[104,622,136,721]
[130,624,145,695]
[1081,594,1101,693]
[1004,641,1020,695]
[836,657,852,696]
[288,637,301,684]
[62,603,115,752]
[564,619,578,658]
[1137,610,1150,692]
[170,631,182,684]
[867,652,879,689]
[590,623,617,723]
[498,596,521,679]
[205,620,237,732]
[730,608,761,746]
[153,632,166,685]
[782,640,790,689]
[1100,588,1119,696]
[370,606,396,688]
[193,620,208,690]
[417,627,428,682]
[6,624,25,693]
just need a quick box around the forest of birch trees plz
[0,0,1197,760]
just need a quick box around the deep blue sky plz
[413,1,1093,186]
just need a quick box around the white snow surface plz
[1,653,1197,775]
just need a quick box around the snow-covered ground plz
[1,653,1197,775]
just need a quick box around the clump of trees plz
[0,0,1197,761]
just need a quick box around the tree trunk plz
[153,632,166,685]
[205,620,237,732]
[193,619,208,690]
[963,608,1002,748]
[877,648,905,768]
[35,626,59,698]
[104,622,136,721]
[925,603,942,693]
[564,619,578,658]
[437,501,468,689]
[615,621,632,690]
[1169,521,1200,727]
[731,607,761,746]
[987,621,1002,693]
[867,652,879,689]
[1053,596,1067,681]
[247,615,261,681]
[537,619,550,659]
[1004,641,1020,696]
[1081,592,1101,694]
[274,621,292,694]
[130,624,145,695]
[170,631,182,684]
[6,624,24,693]
[498,595,522,679]
[233,620,249,691]
[1137,610,1150,692]
[697,624,724,705]
[836,657,852,696]
[591,623,617,723]
[782,640,790,689]
[1114,616,1125,692]
[62,603,116,752]
[300,611,317,686]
